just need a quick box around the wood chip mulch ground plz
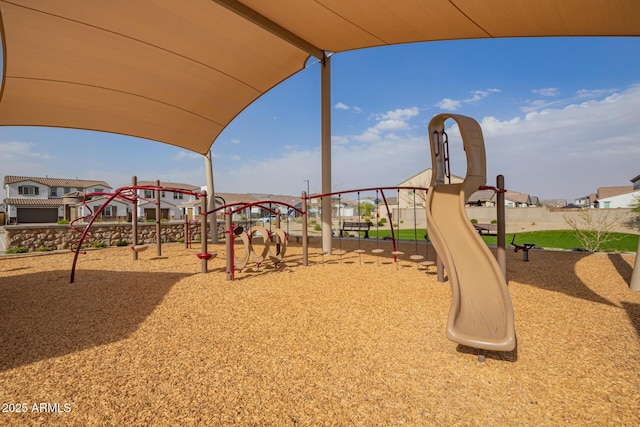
[1,239,638,426]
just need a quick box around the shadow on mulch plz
[456,343,518,363]
[0,269,189,372]
[621,301,640,339]
[506,251,617,307]
[607,253,633,286]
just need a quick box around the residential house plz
[574,194,596,208]
[595,185,635,209]
[632,175,640,191]
[540,199,568,208]
[466,189,496,207]
[76,195,131,222]
[396,168,534,209]
[133,181,202,221]
[3,175,111,224]
[597,189,640,209]
[251,193,302,219]
[504,191,532,208]
[396,168,463,209]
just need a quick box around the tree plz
[358,202,374,218]
[625,195,640,230]
[564,209,622,252]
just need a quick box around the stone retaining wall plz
[4,222,203,251]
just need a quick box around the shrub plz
[6,246,28,254]
[92,241,107,248]
[491,219,497,224]
[57,219,70,225]
[313,224,321,231]
[115,240,129,247]
[36,246,53,252]
[470,218,478,224]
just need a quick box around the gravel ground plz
[0,239,638,426]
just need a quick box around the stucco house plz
[3,175,112,224]
[136,181,201,221]
[76,195,131,222]
[597,190,640,209]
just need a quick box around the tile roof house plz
[3,175,112,224]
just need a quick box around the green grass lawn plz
[364,228,639,252]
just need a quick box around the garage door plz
[144,208,170,220]
[17,207,58,223]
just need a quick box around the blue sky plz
[1,36,639,202]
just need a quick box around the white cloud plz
[214,84,640,202]
[172,151,201,161]
[351,107,419,143]
[435,98,461,111]
[0,141,49,161]
[532,88,559,97]
[378,107,419,121]
[478,84,640,199]
[230,138,241,144]
[332,136,349,145]
[435,89,500,111]
[334,102,362,113]
[576,88,616,99]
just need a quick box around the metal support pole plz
[132,176,138,260]
[302,191,308,266]
[205,150,218,243]
[155,179,162,257]
[275,209,281,253]
[200,192,208,273]
[225,210,233,281]
[184,216,189,249]
[497,174,507,281]
[437,255,445,283]
[321,54,332,254]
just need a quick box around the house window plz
[50,187,58,197]
[64,187,71,194]
[604,201,611,209]
[161,191,166,197]
[18,185,39,195]
[94,205,113,216]
[94,188,104,193]
[173,193,184,200]
[144,190,154,198]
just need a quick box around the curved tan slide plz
[426,114,516,352]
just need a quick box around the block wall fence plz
[4,222,203,251]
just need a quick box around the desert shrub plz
[57,219,70,224]
[470,218,478,224]
[36,246,53,252]
[6,247,28,254]
[115,240,129,247]
[92,241,107,248]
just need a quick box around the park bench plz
[340,221,370,238]
[473,223,497,235]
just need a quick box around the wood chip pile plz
[1,240,638,425]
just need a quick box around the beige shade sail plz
[0,0,638,154]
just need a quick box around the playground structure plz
[69,180,215,283]
[67,115,525,359]
[426,113,516,356]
